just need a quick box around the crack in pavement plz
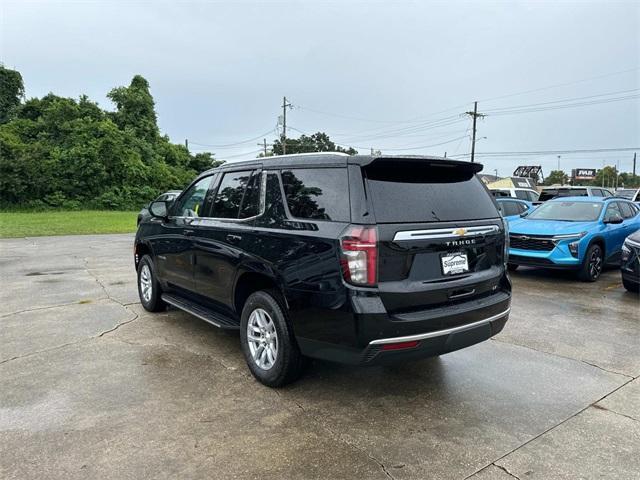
[494,463,521,479]
[0,299,110,319]
[463,376,636,480]
[490,337,635,379]
[592,403,639,423]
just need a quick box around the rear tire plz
[240,290,305,387]
[507,263,519,272]
[622,276,640,293]
[578,244,603,282]
[137,255,166,312]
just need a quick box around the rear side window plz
[619,201,636,219]
[239,172,261,219]
[514,190,528,200]
[502,201,521,217]
[363,160,498,223]
[281,168,349,222]
[539,188,587,201]
[211,170,255,219]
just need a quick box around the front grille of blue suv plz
[506,196,640,282]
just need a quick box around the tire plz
[507,263,519,272]
[578,243,603,282]
[622,276,640,293]
[137,255,166,312]
[240,290,305,387]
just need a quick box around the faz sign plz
[572,168,597,180]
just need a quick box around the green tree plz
[107,75,159,143]
[543,170,568,186]
[0,65,25,123]
[272,132,357,156]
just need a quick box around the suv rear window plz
[363,160,498,223]
[281,168,349,222]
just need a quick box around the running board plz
[161,293,240,330]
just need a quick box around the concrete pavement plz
[1,234,638,479]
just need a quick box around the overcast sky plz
[2,0,639,178]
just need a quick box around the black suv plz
[135,154,511,386]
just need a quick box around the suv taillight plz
[340,225,377,286]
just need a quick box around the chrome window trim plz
[369,308,511,346]
[393,225,499,242]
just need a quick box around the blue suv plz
[507,196,640,281]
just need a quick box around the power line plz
[485,94,640,116]
[190,128,276,148]
[451,147,639,158]
[483,88,640,112]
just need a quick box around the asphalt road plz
[1,234,638,480]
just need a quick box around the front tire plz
[137,255,166,312]
[578,244,603,282]
[240,290,305,387]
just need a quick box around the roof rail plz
[261,152,350,160]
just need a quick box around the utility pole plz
[185,138,189,152]
[633,152,637,178]
[282,96,292,155]
[465,101,484,163]
[258,139,268,157]
[494,168,498,178]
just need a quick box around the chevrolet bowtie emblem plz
[453,228,467,236]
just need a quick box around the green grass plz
[0,210,138,238]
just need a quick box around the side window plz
[602,189,613,197]
[210,170,255,219]
[619,202,635,219]
[592,189,603,197]
[514,190,528,200]
[604,202,622,221]
[502,201,520,217]
[255,172,288,228]
[239,172,261,219]
[281,168,350,222]
[173,176,214,217]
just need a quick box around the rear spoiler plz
[353,155,483,174]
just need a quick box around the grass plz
[0,210,138,238]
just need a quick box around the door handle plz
[226,234,242,243]
[184,229,195,236]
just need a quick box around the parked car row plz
[134,155,638,387]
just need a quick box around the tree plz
[272,132,357,156]
[0,69,218,210]
[544,170,568,186]
[0,65,25,123]
[107,75,159,143]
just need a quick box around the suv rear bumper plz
[295,289,511,365]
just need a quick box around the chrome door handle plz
[226,234,242,243]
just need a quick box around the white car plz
[490,187,539,202]
[616,188,640,203]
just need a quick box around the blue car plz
[507,196,640,281]
[496,198,533,222]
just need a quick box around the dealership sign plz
[572,168,597,180]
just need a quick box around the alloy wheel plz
[247,308,279,370]
[589,248,602,279]
[140,264,152,302]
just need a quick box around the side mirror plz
[604,214,623,225]
[149,200,169,219]
[519,211,529,218]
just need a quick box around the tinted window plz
[491,190,510,198]
[528,201,603,222]
[239,172,261,219]
[281,168,349,222]
[619,201,635,219]
[173,176,213,217]
[514,190,528,200]
[616,189,637,200]
[211,170,254,219]
[592,189,603,197]
[364,161,498,223]
[255,173,287,227]
[502,201,521,217]
[538,188,588,201]
[527,191,540,202]
[601,189,613,197]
